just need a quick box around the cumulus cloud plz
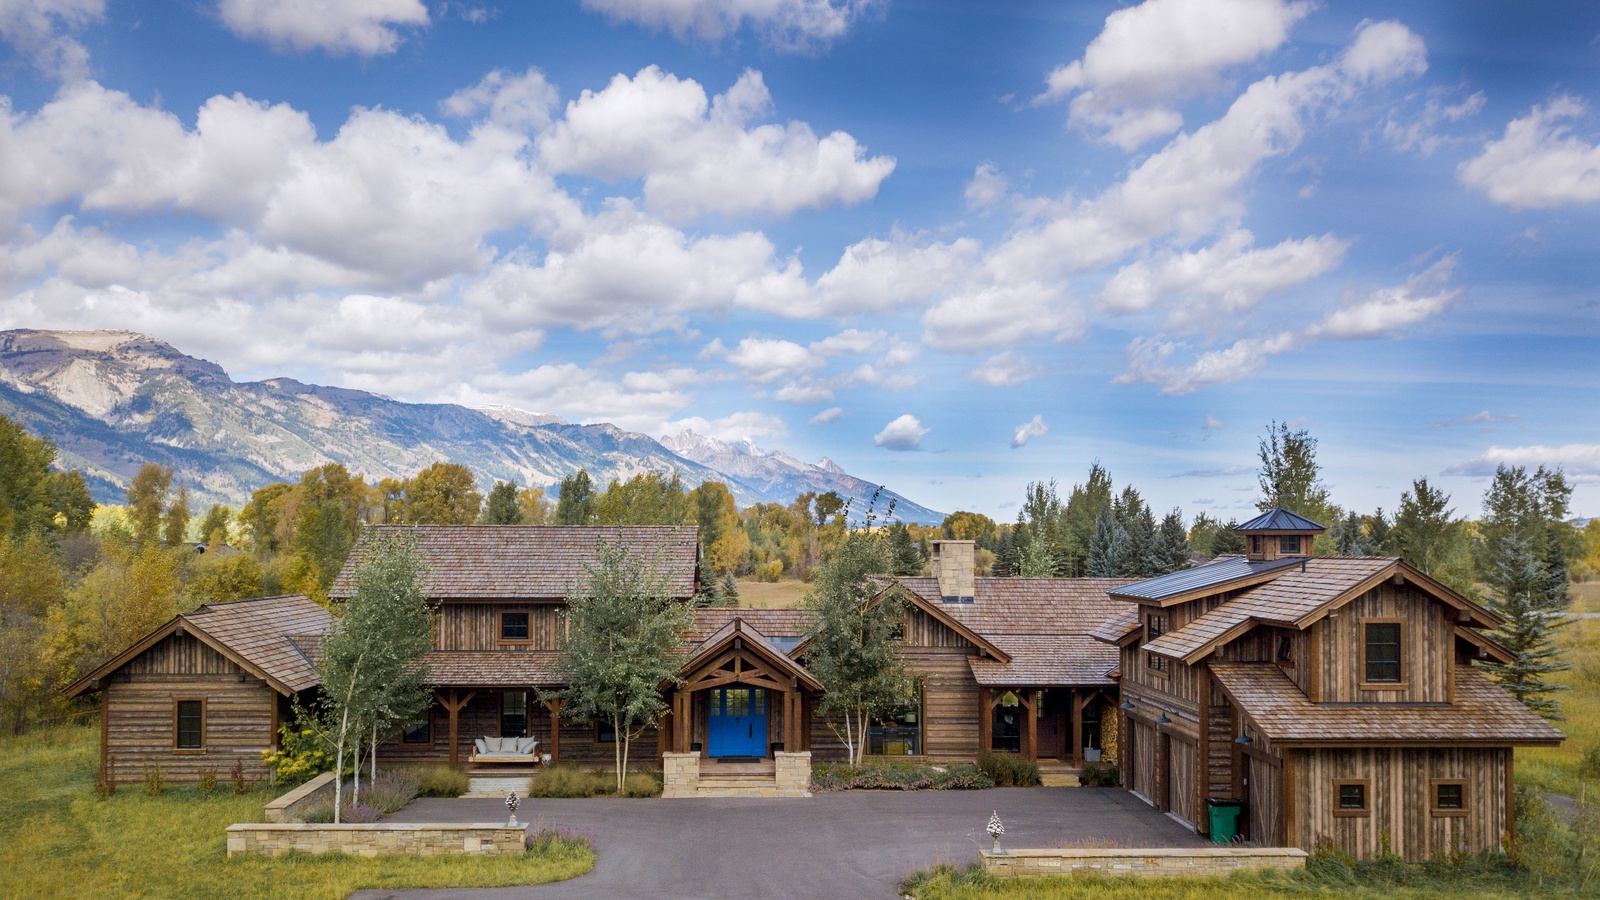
[1035,0,1311,149]
[1444,444,1600,480]
[581,0,880,51]
[1432,410,1519,429]
[440,68,559,132]
[1459,96,1600,209]
[811,328,884,355]
[967,350,1044,387]
[1117,256,1460,394]
[720,337,824,384]
[218,0,429,56]
[1202,413,1223,430]
[540,67,894,222]
[1383,90,1484,157]
[809,406,844,425]
[1011,415,1048,448]
[873,414,928,451]
[964,162,1009,210]
[0,0,102,80]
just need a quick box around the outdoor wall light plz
[1120,700,1134,710]
[1155,713,1171,725]
[1234,733,1252,744]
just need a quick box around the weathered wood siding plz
[102,632,278,783]
[1289,747,1509,861]
[433,603,562,651]
[898,605,982,759]
[1168,735,1197,827]
[1246,751,1285,845]
[1311,584,1454,703]
[1129,719,1157,801]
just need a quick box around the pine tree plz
[480,481,525,524]
[1256,420,1340,544]
[1332,510,1374,556]
[554,470,596,525]
[992,526,1018,577]
[1086,508,1129,578]
[886,522,923,576]
[1211,520,1247,556]
[1154,510,1191,574]
[1480,534,1571,719]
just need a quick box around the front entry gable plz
[676,617,823,695]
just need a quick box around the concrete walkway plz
[353,787,1208,900]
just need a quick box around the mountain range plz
[0,330,943,523]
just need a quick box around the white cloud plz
[964,162,1009,210]
[1202,413,1223,430]
[1100,230,1351,330]
[923,283,1084,352]
[811,328,884,355]
[1432,410,1518,429]
[1117,256,1460,394]
[581,0,879,51]
[809,406,844,425]
[773,379,835,404]
[1011,415,1048,448]
[217,0,429,56]
[1035,0,1311,149]
[880,340,919,368]
[539,67,894,222]
[798,235,978,317]
[1459,96,1600,209]
[440,68,559,132]
[663,410,787,443]
[0,0,102,81]
[1383,90,1484,157]
[873,414,928,451]
[967,350,1044,387]
[721,337,823,384]
[1445,444,1600,480]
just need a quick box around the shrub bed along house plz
[811,759,995,791]
[1078,762,1119,787]
[526,764,663,798]
[975,754,1041,787]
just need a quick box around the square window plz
[597,720,616,743]
[1433,781,1467,815]
[1364,622,1403,684]
[1334,780,1370,816]
[1279,535,1301,554]
[175,700,204,750]
[500,612,530,642]
[402,713,432,744]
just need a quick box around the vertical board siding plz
[1130,720,1157,801]
[1246,752,1285,846]
[1168,736,1197,826]
[434,603,562,651]
[1313,585,1453,703]
[1291,747,1508,861]
[904,647,981,758]
[903,607,974,649]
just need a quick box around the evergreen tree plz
[1331,510,1374,556]
[1061,463,1114,576]
[1365,508,1395,555]
[719,572,739,605]
[1154,510,1191,574]
[554,470,596,525]
[886,522,924,576]
[480,480,525,524]
[992,526,1018,577]
[1393,479,1459,575]
[1256,420,1340,543]
[1480,534,1571,719]
[1211,520,1247,556]
[1086,507,1129,577]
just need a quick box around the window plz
[1144,613,1169,674]
[597,720,616,744]
[1250,535,1262,554]
[1432,780,1467,816]
[402,709,432,744]
[1277,635,1293,664]
[501,691,528,738]
[1334,780,1370,817]
[174,700,204,750]
[990,691,1022,753]
[1146,652,1169,674]
[869,682,922,756]
[1279,535,1301,554]
[500,611,530,643]
[1363,621,1404,685]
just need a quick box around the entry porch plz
[977,684,1118,766]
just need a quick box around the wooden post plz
[543,697,562,762]
[1505,751,1516,852]
[1069,690,1083,766]
[1156,726,1170,812]
[99,687,109,783]
[270,689,280,750]
[978,688,992,756]
[1023,690,1038,760]
[438,690,477,765]
[1118,698,1131,786]
[1196,669,1211,836]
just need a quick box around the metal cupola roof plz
[1234,507,1327,533]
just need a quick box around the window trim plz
[173,698,206,752]
[1279,535,1301,554]
[596,720,617,744]
[1359,618,1406,691]
[498,609,532,646]
[1431,779,1468,817]
[401,709,434,745]
[1333,779,1371,817]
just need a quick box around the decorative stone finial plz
[506,790,521,827]
[986,810,1005,853]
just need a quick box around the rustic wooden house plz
[1094,508,1563,860]
[64,593,331,784]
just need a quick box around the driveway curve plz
[353,787,1206,900]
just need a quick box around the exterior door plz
[708,687,767,757]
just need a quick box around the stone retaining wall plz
[262,771,338,823]
[979,847,1308,879]
[774,752,810,796]
[227,823,526,857]
[661,752,700,799]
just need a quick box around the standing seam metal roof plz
[1235,508,1327,532]
[1106,555,1304,601]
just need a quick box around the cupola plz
[1234,507,1326,561]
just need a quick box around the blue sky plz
[1,0,1598,522]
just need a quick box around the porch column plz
[1022,690,1037,760]
[1070,689,1083,766]
[675,690,690,752]
[978,687,992,756]
[542,697,562,762]
[439,690,476,765]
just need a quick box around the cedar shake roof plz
[1142,557,1394,662]
[1235,508,1327,532]
[420,651,566,686]
[678,616,824,691]
[1210,662,1565,746]
[895,576,1133,687]
[1088,607,1141,645]
[330,525,700,600]
[64,594,332,697]
[686,608,815,643]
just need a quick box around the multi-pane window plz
[1279,535,1301,554]
[501,691,528,738]
[597,720,616,744]
[175,700,204,749]
[402,712,432,744]
[1433,781,1466,815]
[1364,622,1403,684]
[500,612,530,642]
[1334,780,1369,816]
[1145,613,1168,674]
[869,683,922,756]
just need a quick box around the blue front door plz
[708,687,767,757]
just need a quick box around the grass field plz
[735,578,808,607]
[0,725,593,900]
[1521,613,1600,798]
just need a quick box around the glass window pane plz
[1338,783,1366,810]
[501,691,527,738]
[1437,783,1463,810]
[176,700,203,749]
[501,612,530,641]
[1365,623,1402,682]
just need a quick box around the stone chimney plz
[931,540,975,603]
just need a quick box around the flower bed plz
[811,759,994,791]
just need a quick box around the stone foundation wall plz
[775,751,810,797]
[661,752,700,799]
[262,771,338,823]
[980,847,1307,879]
[226,823,526,857]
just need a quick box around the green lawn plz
[1520,616,1600,798]
[0,725,593,900]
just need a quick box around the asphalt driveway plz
[352,787,1207,900]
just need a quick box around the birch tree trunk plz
[333,706,349,824]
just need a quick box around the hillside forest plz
[0,413,1593,735]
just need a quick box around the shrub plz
[197,765,218,792]
[416,764,469,798]
[230,757,254,794]
[363,769,420,814]
[528,764,614,798]
[621,772,662,798]
[142,763,165,796]
[301,797,382,824]
[260,721,336,784]
[811,759,993,792]
[930,763,993,790]
[975,753,1040,787]
[1079,761,1119,787]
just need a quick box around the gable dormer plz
[1235,507,1325,561]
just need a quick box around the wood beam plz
[447,690,460,764]
[978,688,992,756]
[542,696,562,762]
[1024,691,1038,762]
[1196,668,1211,836]
[1070,690,1086,766]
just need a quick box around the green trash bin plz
[1207,798,1244,844]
